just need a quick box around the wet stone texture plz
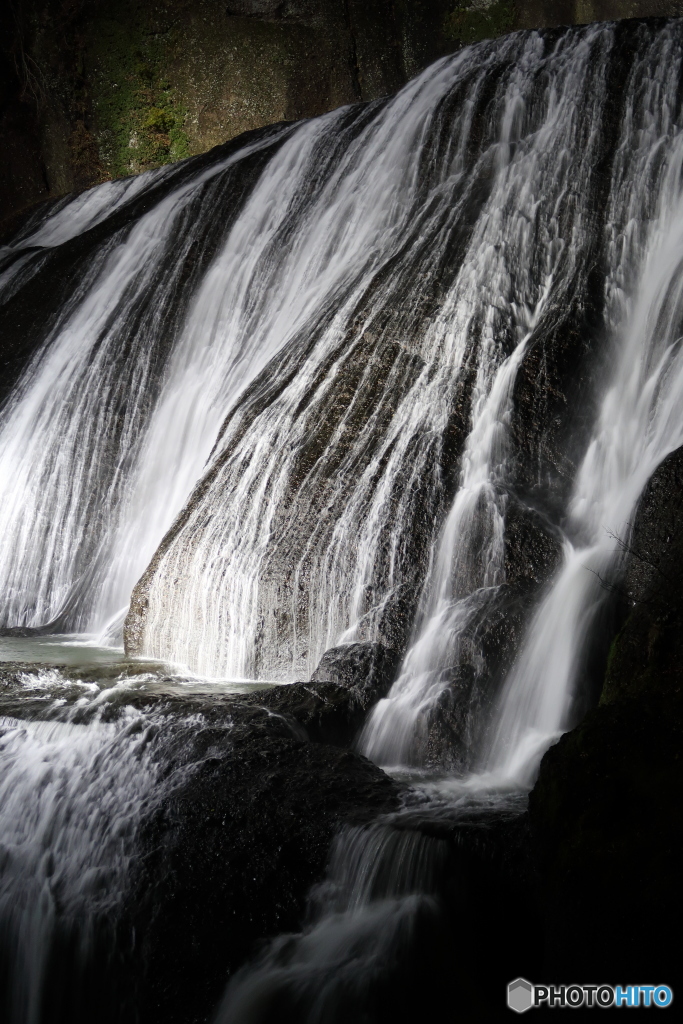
[125,696,400,1024]
[230,640,404,748]
[310,640,403,702]
[423,497,563,770]
[529,445,683,985]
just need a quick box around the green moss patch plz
[88,8,190,179]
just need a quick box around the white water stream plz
[1,20,683,1024]
[0,691,159,1024]
[136,25,621,681]
[363,21,683,786]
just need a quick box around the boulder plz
[232,640,404,748]
[125,695,400,1024]
[310,641,403,702]
[237,680,367,747]
[529,445,683,982]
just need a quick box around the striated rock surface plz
[124,22,639,684]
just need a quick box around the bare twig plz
[8,0,49,108]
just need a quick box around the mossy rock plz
[87,6,190,178]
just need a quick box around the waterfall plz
[483,29,683,784]
[1,18,680,738]
[215,784,529,1023]
[215,817,454,1023]
[129,23,630,681]
[0,121,317,636]
[362,19,683,781]
[0,677,162,1024]
[2,16,683,1024]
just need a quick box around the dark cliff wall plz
[3,1,683,232]
[529,447,683,982]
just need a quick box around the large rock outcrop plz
[124,21,643,684]
[529,445,683,982]
[128,696,399,1024]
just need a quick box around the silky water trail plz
[364,20,683,787]
[219,23,683,1020]
[0,20,682,1024]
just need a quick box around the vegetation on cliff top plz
[88,9,189,178]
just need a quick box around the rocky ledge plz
[127,696,399,1024]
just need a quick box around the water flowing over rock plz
[121,20,679,697]
[215,797,538,1023]
[1,20,683,768]
[0,665,398,1024]
[362,17,683,779]
[528,448,683,983]
[2,17,683,1024]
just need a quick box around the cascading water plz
[1,16,683,1024]
[215,820,453,1023]
[0,673,162,1024]
[214,20,683,1018]
[0,126,295,635]
[128,23,625,681]
[216,781,533,1023]
[0,118,373,637]
[362,19,683,784]
[482,27,683,784]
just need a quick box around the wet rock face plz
[529,445,683,981]
[122,116,477,680]
[529,691,683,980]
[622,445,683,601]
[239,679,368,746]
[311,641,403,701]
[602,444,683,705]
[423,498,562,770]
[228,641,403,749]
[506,15,652,516]
[509,282,600,518]
[503,498,562,592]
[126,696,399,1024]
[420,588,535,771]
